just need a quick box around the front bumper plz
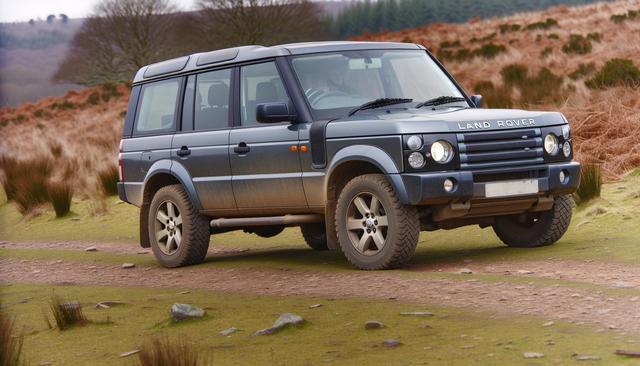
[400,162,581,206]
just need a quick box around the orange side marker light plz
[300,145,308,152]
[290,145,298,152]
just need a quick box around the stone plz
[573,354,601,361]
[85,246,97,252]
[119,350,140,358]
[171,303,205,321]
[383,339,402,348]
[458,268,473,274]
[399,312,434,317]
[615,350,640,357]
[121,263,135,269]
[253,313,305,336]
[542,321,555,327]
[137,250,150,255]
[517,270,534,275]
[309,304,323,309]
[365,320,384,330]
[96,301,126,309]
[220,327,239,336]
[523,352,545,359]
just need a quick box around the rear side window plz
[135,78,181,133]
[195,68,232,130]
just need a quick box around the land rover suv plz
[118,41,580,270]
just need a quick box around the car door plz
[229,61,307,210]
[171,70,235,212]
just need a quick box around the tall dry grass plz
[0,306,24,366]
[137,336,208,366]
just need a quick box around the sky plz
[0,0,199,22]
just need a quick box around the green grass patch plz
[1,283,638,366]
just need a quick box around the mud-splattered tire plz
[493,194,573,248]
[335,174,419,270]
[301,223,328,251]
[148,184,210,268]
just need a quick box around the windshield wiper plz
[416,96,467,109]
[348,98,413,117]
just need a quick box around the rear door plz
[171,69,235,212]
[229,61,307,210]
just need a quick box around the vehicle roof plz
[132,41,425,84]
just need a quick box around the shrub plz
[547,33,559,40]
[47,181,73,217]
[0,156,52,213]
[520,68,564,104]
[501,64,528,87]
[499,23,521,34]
[138,336,207,366]
[472,42,506,59]
[474,81,513,109]
[15,114,25,123]
[562,34,592,55]
[569,63,596,80]
[87,92,100,105]
[586,58,640,89]
[101,83,122,102]
[540,47,553,58]
[49,296,87,330]
[611,14,627,23]
[33,109,45,118]
[470,32,496,43]
[586,32,602,42]
[439,40,461,48]
[98,165,119,196]
[575,164,602,204]
[525,18,558,31]
[0,307,24,366]
[49,143,64,158]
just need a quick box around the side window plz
[135,78,180,133]
[240,62,290,126]
[195,68,232,131]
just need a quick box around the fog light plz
[563,141,571,158]
[559,170,569,185]
[443,178,456,192]
[408,152,426,169]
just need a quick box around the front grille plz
[457,128,544,170]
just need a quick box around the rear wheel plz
[492,194,573,248]
[335,174,419,270]
[301,223,328,251]
[148,185,210,267]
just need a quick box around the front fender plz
[326,145,410,203]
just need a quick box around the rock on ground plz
[220,327,239,336]
[254,313,305,336]
[171,303,205,321]
[523,352,545,359]
[365,320,384,330]
[383,339,402,348]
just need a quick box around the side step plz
[210,214,323,229]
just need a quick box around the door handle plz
[234,142,250,154]
[177,146,191,157]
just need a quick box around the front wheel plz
[148,184,210,268]
[492,194,573,248]
[335,174,419,270]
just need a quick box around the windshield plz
[291,50,468,119]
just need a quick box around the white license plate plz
[484,179,539,198]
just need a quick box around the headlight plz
[562,141,571,158]
[544,133,559,156]
[430,140,454,164]
[408,152,426,169]
[406,135,423,151]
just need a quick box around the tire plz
[492,194,573,248]
[148,184,210,268]
[301,223,328,251]
[335,174,419,270]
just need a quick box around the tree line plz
[329,0,608,38]
[54,0,328,85]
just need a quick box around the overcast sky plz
[0,0,199,22]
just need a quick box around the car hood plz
[325,107,567,139]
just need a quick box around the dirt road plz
[2,240,640,333]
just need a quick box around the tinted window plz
[240,62,289,126]
[195,68,231,130]
[135,79,180,133]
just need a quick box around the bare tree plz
[197,0,327,48]
[54,0,183,85]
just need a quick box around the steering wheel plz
[305,89,350,108]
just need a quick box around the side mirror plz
[470,94,484,108]
[256,103,296,124]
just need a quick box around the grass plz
[97,166,119,196]
[575,163,602,204]
[46,181,73,217]
[1,283,639,366]
[138,336,207,366]
[1,305,24,366]
[0,155,52,213]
